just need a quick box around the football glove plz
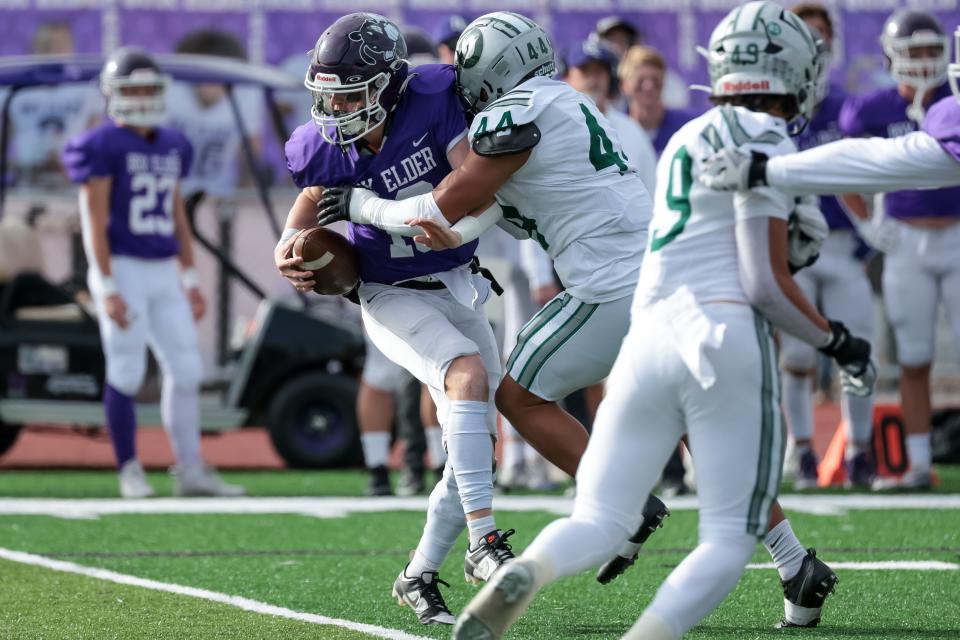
[819,320,876,397]
[787,196,829,274]
[699,148,769,191]
[315,186,377,227]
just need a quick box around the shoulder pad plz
[472,122,541,157]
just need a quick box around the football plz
[291,227,359,296]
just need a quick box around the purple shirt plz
[840,84,960,220]
[651,108,698,156]
[286,64,475,286]
[923,96,960,166]
[63,122,193,259]
[797,85,851,231]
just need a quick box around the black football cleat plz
[366,465,393,497]
[465,529,517,585]
[775,548,838,628]
[597,494,670,584]
[391,566,456,625]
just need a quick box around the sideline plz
[0,547,430,640]
[0,493,958,520]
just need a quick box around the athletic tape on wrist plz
[181,268,200,290]
[100,275,117,296]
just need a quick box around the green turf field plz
[1,470,958,639]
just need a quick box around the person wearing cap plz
[619,45,699,156]
[594,16,639,58]
[434,15,468,65]
[563,39,658,193]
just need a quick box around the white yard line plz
[0,547,429,640]
[0,493,957,520]
[748,560,958,571]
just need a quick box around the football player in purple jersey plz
[62,48,244,499]
[702,20,960,492]
[779,3,879,489]
[273,13,514,625]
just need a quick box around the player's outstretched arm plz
[171,184,205,320]
[82,177,129,330]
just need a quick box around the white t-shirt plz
[165,82,264,198]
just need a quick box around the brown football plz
[291,227,359,296]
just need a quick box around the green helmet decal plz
[457,28,484,69]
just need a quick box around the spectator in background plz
[433,15,467,65]
[402,26,439,66]
[778,3,878,489]
[166,29,264,201]
[594,16,689,109]
[562,39,657,193]
[619,45,698,156]
[4,22,101,185]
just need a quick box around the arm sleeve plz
[356,192,449,236]
[766,132,960,194]
[61,132,112,184]
[736,215,830,347]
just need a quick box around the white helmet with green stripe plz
[703,0,822,134]
[454,11,556,115]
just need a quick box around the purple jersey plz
[285,64,474,286]
[797,85,851,231]
[651,108,698,156]
[923,96,960,166]
[840,84,960,220]
[63,121,193,259]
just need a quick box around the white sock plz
[160,379,202,467]
[644,536,756,637]
[763,520,807,582]
[843,393,874,447]
[408,467,466,576]
[446,400,495,514]
[906,434,931,472]
[783,372,814,441]
[468,515,497,548]
[361,432,390,469]
[424,425,446,468]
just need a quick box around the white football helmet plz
[454,11,556,115]
[701,0,822,135]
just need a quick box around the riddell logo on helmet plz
[314,73,340,84]
[723,79,771,92]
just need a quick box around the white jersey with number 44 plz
[468,76,653,304]
[634,105,797,310]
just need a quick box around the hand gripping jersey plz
[840,84,960,220]
[468,77,652,304]
[923,96,960,166]
[796,85,850,231]
[286,64,475,286]
[62,121,193,259]
[635,106,795,308]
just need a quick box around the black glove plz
[747,151,770,188]
[819,320,869,365]
[316,186,353,227]
[342,285,360,305]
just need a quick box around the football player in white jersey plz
[440,4,875,638]
[316,9,852,630]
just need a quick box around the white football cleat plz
[453,557,543,639]
[172,463,245,497]
[119,460,155,499]
[872,468,933,491]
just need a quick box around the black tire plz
[0,424,22,458]
[267,373,360,469]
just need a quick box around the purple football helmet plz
[101,47,168,127]
[881,10,949,91]
[304,13,409,146]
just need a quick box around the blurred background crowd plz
[1,1,960,497]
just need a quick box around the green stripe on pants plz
[748,311,776,536]
[516,300,598,390]
[505,294,570,374]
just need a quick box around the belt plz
[394,279,446,291]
